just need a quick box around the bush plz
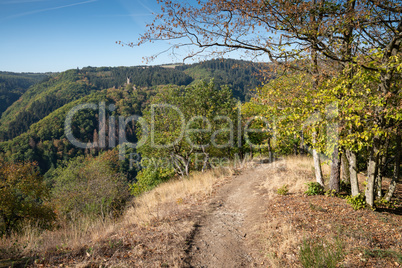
[345,193,366,210]
[325,189,338,197]
[129,166,175,196]
[374,198,396,208]
[52,151,129,220]
[305,182,324,196]
[0,160,55,236]
[277,184,289,195]
[299,237,344,268]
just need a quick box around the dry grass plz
[0,166,234,266]
[123,167,233,227]
[262,156,330,198]
[0,215,116,259]
[257,156,402,268]
[257,156,319,267]
[262,218,301,267]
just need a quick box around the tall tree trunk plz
[267,138,273,163]
[309,24,324,186]
[385,134,401,202]
[366,137,380,207]
[341,151,350,185]
[299,131,305,155]
[312,131,324,186]
[346,150,359,196]
[376,139,389,198]
[368,19,402,205]
[329,145,341,192]
[201,146,209,172]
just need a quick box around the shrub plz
[374,198,396,208]
[129,166,175,196]
[305,182,324,196]
[345,193,366,210]
[0,160,55,236]
[325,189,338,197]
[52,151,129,220]
[299,237,344,268]
[277,184,289,195]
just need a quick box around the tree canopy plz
[134,0,402,206]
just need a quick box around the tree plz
[137,80,237,177]
[51,150,129,220]
[134,0,402,206]
[0,160,55,236]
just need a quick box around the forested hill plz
[177,59,264,101]
[0,86,153,177]
[0,72,49,117]
[0,66,193,141]
[0,59,263,142]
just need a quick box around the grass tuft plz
[299,237,344,268]
[277,184,289,195]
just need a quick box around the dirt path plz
[184,161,278,267]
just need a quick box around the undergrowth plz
[304,182,324,196]
[299,237,344,268]
[277,184,289,195]
[345,193,366,210]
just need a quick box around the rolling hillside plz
[0,72,49,117]
[0,59,264,142]
[0,67,192,141]
[177,59,264,101]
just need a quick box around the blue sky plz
[0,0,183,72]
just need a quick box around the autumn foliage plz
[0,160,55,236]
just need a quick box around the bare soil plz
[184,162,275,267]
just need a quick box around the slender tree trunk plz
[375,158,384,198]
[184,161,189,177]
[329,146,341,192]
[267,138,273,163]
[202,154,209,172]
[172,153,190,177]
[201,146,209,172]
[341,151,350,185]
[294,136,298,156]
[312,131,324,186]
[299,131,305,155]
[346,150,359,196]
[385,134,401,202]
[366,137,380,207]
[376,139,389,198]
[368,19,402,204]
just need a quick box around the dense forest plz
[0,72,49,117]
[176,59,266,101]
[0,61,262,142]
